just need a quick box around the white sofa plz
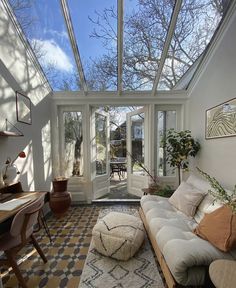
[139,174,236,287]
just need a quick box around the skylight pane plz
[67,0,117,91]
[123,0,174,91]
[9,0,79,91]
[157,0,226,90]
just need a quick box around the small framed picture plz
[16,91,32,125]
[206,97,236,139]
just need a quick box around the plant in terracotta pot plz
[50,176,71,218]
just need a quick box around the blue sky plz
[9,0,222,91]
[9,0,139,90]
[16,0,119,88]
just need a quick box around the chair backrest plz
[10,195,44,239]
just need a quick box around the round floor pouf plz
[92,211,145,261]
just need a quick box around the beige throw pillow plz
[169,181,206,217]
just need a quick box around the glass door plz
[91,109,110,199]
[126,107,149,197]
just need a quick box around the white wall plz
[0,1,52,190]
[187,6,236,189]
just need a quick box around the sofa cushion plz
[156,226,235,286]
[92,212,145,260]
[141,195,173,214]
[194,205,236,252]
[169,181,206,217]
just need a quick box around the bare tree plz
[9,0,229,91]
[87,0,226,90]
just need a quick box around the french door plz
[126,107,149,197]
[91,109,110,199]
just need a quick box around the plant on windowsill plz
[164,129,200,185]
[197,167,236,213]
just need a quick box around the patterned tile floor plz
[2,203,151,288]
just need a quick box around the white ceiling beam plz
[117,0,124,95]
[60,0,87,94]
[151,0,183,96]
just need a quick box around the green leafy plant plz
[164,129,200,185]
[153,184,174,198]
[197,167,236,213]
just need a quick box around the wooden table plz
[209,259,236,288]
[0,192,46,224]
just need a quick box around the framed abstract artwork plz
[206,97,236,139]
[16,91,32,125]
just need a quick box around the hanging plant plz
[197,167,236,213]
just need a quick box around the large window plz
[157,110,176,177]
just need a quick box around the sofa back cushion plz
[194,205,236,252]
[186,174,211,192]
[186,174,223,223]
[169,181,206,217]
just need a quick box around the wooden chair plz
[0,195,47,288]
[110,163,122,180]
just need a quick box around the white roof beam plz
[60,0,87,94]
[151,0,182,96]
[117,0,124,95]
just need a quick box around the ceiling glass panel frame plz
[7,0,234,94]
[157,0,231,91]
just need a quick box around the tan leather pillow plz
[194,205,236,252]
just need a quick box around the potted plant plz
[164,129,200,185]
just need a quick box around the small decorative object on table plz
[1,151,26,186]
[49,177,71,218]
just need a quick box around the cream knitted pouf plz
[92,211,145,261]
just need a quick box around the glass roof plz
[123,0,174,90]
[9,0,80,91]
[158,0,225,90]
[8,0,232,93]
[67,0,117,91]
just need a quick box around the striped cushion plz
[92,212,145,260]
